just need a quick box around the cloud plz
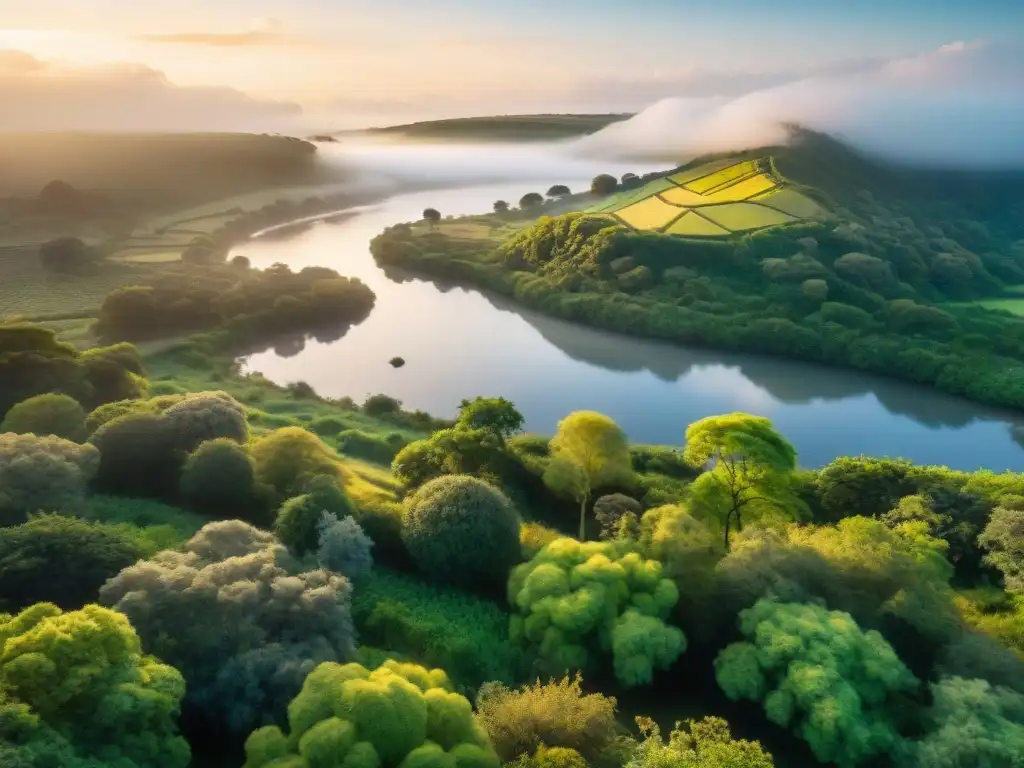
[576,41,1024,169]
[0,49,303,131]
[136,18,304,47]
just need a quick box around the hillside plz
[371,130,1024,410]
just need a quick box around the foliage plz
[593,494,642,540]
[715,598,918,767]
[339,429,408,464]
[180,437,262,519]
[402,475,520,587]
[99,520,357,735]
[0,515,145,612]
[88,411,183,497]
[905,676,1024,768]
[521,193,545,209]
[83,494,206,546]
[509,537,684,686]
[544,411,634,540]
[456,396,524,440]
[1,393,87,442]
[494,200,510,214]
[684,413,802,549]
[547,186,571,198]
[627,716,775,768]
[392,427,507,490]
[241,658,500,768]
[423,208,441,223]
[476,674,624,768]
[317,512,374,581]
[979,507,1024,593]
[163,390,249,450]
[0,432,99,523]
[251,426,345,503]
[0,603,190,768]
[95,264,375,344]
[352,568,521,692]
[591,175,618,196]
[275,476,358,556]
[38,237,100,273]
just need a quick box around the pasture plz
[586,156,822,237]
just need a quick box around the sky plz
[1,0,1022,130]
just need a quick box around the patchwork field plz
[587,157,823,237]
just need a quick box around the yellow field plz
[697,202,795,230]
[705,173,777,202]
[616,196,686,230]
[686,160,759,194]
[659,187,711,206]
[665,212,731,237]
[668,159,732,186]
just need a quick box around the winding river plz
[235,147,1024,471]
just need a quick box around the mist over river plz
[236,142,1024,471]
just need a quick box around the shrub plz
[38,236,99,272]
[309,415,346,436]
[456,397,524,440]
[402,475,521,587]
[0,515,145,612]
[163,391,248,450]
[593,494,643,540]
[338,428,406,464]
[85,397,155,434]
[509,538,685,687]
[250,426,344,503]
[275,476,358,556]
[476,675,624,768]
[0,432,99,523]
[1,393,87,441]
[100,520,357,736]
[317,513,374,581]
[89,411,182,498]
[352,568,520,691]
[979,507,1024,593]
[83,494,206,544]
[180,438,262,521]
[627,716,775,768]
[715,598,918,767]
[241,659,500,768]
[0,603,190,768]
[363,393,402,417]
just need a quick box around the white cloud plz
[0,50,303,131]
[577,41,1024,169]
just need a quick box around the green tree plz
[627,716,774,768]
[715,598,918,767]
[1,393,87,442]
[89,411,182,498]
[0,603,190,768]
[494,200,510,215]
[275,476,357,556]
[456,396,524,440]
[402,475,520,587]
[520,192,544,210]
[423,208,442,227]
[250,426,344,503]
[544,411,634,540]
[547,185,571,198]
[590,174,618,196]
[0,432,99,523]
[979,507,1024,593]
[241,659,500,768]
[683,413,801,549]
[180,438,262,520]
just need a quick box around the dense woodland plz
[2,129,1024,768]
[371,132,1024,411]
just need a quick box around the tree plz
[509,537,684,686]
[0,603,190,768]
[494,200,510,214]
[100,520,357,735]
[544,411,634,540]
[1,393,87,442]
[89,411,183,498]
[38,237,98,273]
[593,494,643,540]
[180,438,262,520]
[241,659,500,768]
[715,598,918,767]
[274,476,357,556]
[392,426,506,489]
[979,507,1024,593]
[163,391,249,451]
[620,173,640,190]
[0,515,146,612]
[590,174,618,196]
[683,413,800,550]
[317,512,374,581]
[423,208,442,227]
[547,185,571,198]
[520,192,544,210]
[476,675,624,768]
[402,475,520,587]
[456,396,524,440]
[249,426,344,503]
[0,432,99,523]
[627,716,775,768]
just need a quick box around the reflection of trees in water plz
[236,306,374,359]
[393,272,1021,432]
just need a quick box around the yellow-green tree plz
[683,413,801,550]
[544,411,634,540]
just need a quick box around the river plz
[235,146,1024,471]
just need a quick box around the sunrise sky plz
[1,0,1022,130]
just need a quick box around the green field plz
[362,113,632,142]
[587,157,822,237]
[952,297,1024,316]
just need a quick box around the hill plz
[360,113,632,142]
[371,130,1024,411]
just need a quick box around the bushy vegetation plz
[0,432,99,523]
[1,393,88,442]
[99,520,357,736]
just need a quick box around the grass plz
[750,188,823,218]
[363,113,631,142]
[950,298,1024,316]
[697,202,796,230]
[665,212,731,237]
